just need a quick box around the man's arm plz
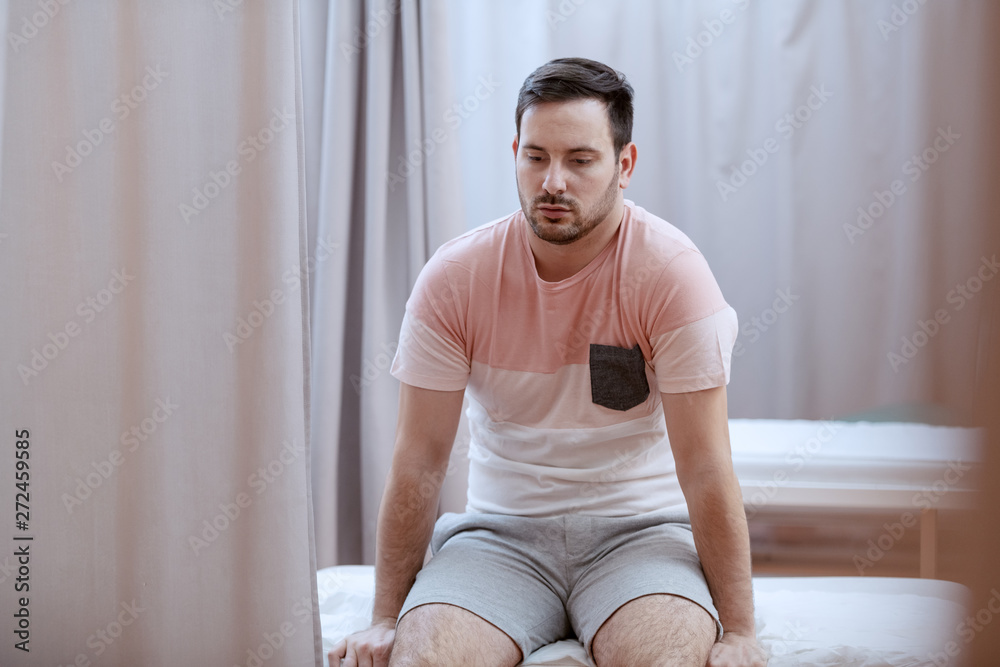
[373,382,465,619]
[661,385,766,667]
[329,382,465,667]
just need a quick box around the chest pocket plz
[589,343,650,411]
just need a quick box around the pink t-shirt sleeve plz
[645,248,738,394]
[390,255,471,391]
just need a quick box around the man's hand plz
[328,618,396,667]
[708,632,768,666]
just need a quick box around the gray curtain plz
[0,1,320,664]
[305,0,465,567]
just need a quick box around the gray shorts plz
[398,507,722,660]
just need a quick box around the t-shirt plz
[390,199,738,516]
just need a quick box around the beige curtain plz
[0,1,320,664]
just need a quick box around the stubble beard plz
[518,166,621,246]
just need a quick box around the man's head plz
[515,58,634,159]
[513,58,636,246]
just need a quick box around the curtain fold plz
[0,1,319,664]
[306,0,465,566]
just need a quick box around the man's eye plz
[527,155,542,162]
[575,159,592,165]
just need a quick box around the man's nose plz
[542,165,566,194]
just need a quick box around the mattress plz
[318,565,969,667]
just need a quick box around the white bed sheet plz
[318,566,968,667]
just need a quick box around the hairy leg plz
[591,594,716,667]
[389,602,522,667]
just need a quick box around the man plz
[332,57,766,667]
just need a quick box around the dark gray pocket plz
[589,343,650,411]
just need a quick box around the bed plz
[318,565,969,666]
[728,419,982,578]
[322,420,980,665]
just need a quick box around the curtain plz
[304,0,466,566]
[0,1,320,664]
[309,0,998,565]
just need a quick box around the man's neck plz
[528,200,625,283]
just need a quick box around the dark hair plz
[515,57,634,159]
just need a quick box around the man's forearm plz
[687,468,756,638]
[370,464,446,623]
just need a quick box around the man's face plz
[514,98,624,246]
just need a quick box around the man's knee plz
[390,605,449,666]
[390,603,521,667]
[592,594,716,667]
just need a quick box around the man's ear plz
[617,142,638,189]
[512,133,519,158]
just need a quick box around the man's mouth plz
[537,205,570,219]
